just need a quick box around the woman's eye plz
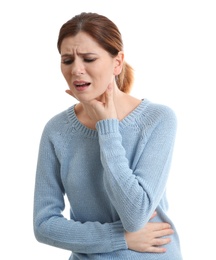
[62,59,73,65]
[84,58,96,63]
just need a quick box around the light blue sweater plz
[33,99,183,259]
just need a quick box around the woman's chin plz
[75,93,104,104]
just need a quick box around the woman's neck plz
[74,90,141,130]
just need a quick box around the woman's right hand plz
[124,211,174,253]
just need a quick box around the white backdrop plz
[0,0,215,259]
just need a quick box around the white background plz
[0,0,215,259]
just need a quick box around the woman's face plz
[60,32,120,103]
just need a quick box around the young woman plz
[33,12,183,259]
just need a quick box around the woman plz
[33,12,183,259]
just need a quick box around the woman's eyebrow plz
[76,52,98,57]
[61,53,73,58]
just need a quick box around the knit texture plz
[33,99,183,259]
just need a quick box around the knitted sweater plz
[33,99,182,260]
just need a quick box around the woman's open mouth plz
[74,81,91,91]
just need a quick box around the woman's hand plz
[125,212,174,253]
[86,83,118,121]
[66,82,118,122]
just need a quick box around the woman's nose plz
[71,59,85,75]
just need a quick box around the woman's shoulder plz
[144,99,176,117]
[42,106,74,134]
[137,99,177,127]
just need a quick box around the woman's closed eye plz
[61,58,97,65]
[84,58,96,63]
[62,59,73,65]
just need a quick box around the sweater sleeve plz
[96,107,177,232]
[33,124,127,254]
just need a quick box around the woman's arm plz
[96,107,177,232]
[33,122,174,254]
[33,125,127,254]
[81,85,177,232]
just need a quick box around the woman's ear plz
[114,51,124,76]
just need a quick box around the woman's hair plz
[57,12,134,93]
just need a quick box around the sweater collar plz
[66,99,149,137]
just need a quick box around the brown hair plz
[57,12,134,93]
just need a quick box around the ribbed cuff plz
[96,119,119,135]
[109,221,128,251]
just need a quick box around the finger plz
[105,83,114,106]
[146,246,167,253]
[88,99,101,110]
[154,228,174,238]
[149,211,157,220]
[153,237,172,246]
[65,89,74,97]
[104,83,117,118]
[148,222,172,231]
